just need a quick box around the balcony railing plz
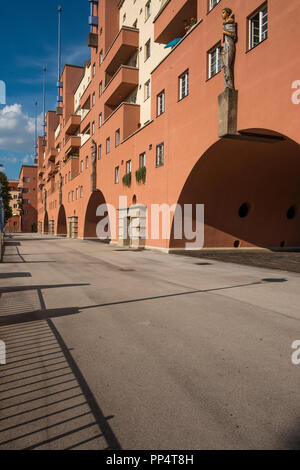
[64,135,81,156]
[104,66,139,111]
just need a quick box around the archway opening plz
[170,130,300,249]
[57,205,67,236]
[84,190,109,240]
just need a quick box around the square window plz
[157,90,165,116]
[249,3,268,50]
[208,43,222,79]
[179,70,189,100]
[156,143,164,167]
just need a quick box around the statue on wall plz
[91,139,97,192]
[59,173,63,206]
[221,8,237,90]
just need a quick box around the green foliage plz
[135,166,146,184]
[0,172,12,221]
[122,172,132,187]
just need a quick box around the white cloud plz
[0,104,43,153]
[1,156,18,163]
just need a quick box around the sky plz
[0,0,90,180]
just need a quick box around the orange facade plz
[37,0,300,250]
[19,166,38,233]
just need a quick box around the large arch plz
[83,190,110,239]
[170,130,300,249]
[57,205,67,236]
[43,212,49,235]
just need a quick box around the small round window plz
[238,203,251,218]
[286,205,296,220]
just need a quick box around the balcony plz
[104,66,139,112]
[105,27,139,82]
[47,148,58,163]
[104,102,140,141]
[65,114,81,135]
[64,135,81,156]
[153,0,197,44]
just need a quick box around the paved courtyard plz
[0,234,300,450]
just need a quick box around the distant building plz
[18,166,38,233]
[7,180,22,232]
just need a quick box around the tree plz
[0,172,12,222]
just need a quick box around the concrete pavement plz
[0,234,300,450]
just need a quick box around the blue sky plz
[0,0,90,179]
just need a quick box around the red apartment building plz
[37,0,300,250]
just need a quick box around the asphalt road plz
[0,234,300,450]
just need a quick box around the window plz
[92,92,95,106]
[106,137,110,154]
[157,90,165,116]
[139,152,146,168]
[99,50,103,64]
[80,160,84,172]
[179,70,189,100]
[76,188,79,200]
[99,112,102,127]
[145,39,151,61]
[123,13,126,23]
[23,188,30,193]
[68,171,71,181]
[86,156,89,169]
[98,144,102,159]
[23,199,29,205]
[145,1,151,21]
[99,81,103,96]
[144,80,150,100]
[92,121,95,135]
[115,166,119,184]
[249,3,268,50]
[156,143,164,167]
[72,191,74,202]
[65,174,67,184]
[115,129,120,147]
[209,0,221,11]
[23,177,30,183]
[80,186,84,198]
[126,160,132,174]
[208,43,222,79]
[93,63,96,77]
[133,19,138,28]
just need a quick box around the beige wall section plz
[119,0,169,126]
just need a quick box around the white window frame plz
[98,144,102,159]
[139,152,146,168]
[209,0,221,12]
[145,39,151,61]
[208,43,222,79]
[92,121,95,135]
[179,70,189,100]
[156,143,164,167]
[249,4,268,50]
[157,91,165,116]
[126,160,132,174]
[99,112,102,127]
[115,129,120,147]
[106,137,110,154]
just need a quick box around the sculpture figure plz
[221,8,237,90]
